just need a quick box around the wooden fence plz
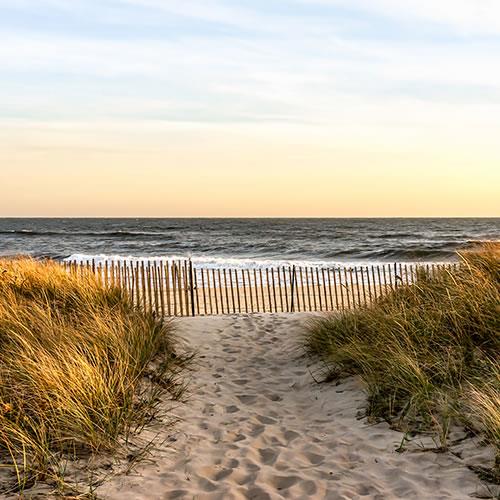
[63,259,457,317]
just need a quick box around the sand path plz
[100,314,494,500]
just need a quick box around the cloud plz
[0,0,499,136]
[303,0,500,35]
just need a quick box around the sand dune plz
[98,313,497,499]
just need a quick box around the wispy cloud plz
[302,0,500,35]
[1,0,499,135]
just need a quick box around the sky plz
[1,0,499,217]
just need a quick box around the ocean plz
[0,218,498,269]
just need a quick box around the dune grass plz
[0,258,185,493]
[305,244,499,470]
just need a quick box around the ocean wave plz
[64,253,457,270]
[465,239,499,246]
[373,232,419,239]
[313,245,457,261]
[318,239,500,261]
[0,230,165,238]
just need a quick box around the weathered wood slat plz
[278,267,284,312]
[194,266,200,315]
[246,269,253,313]
[241,269,248,313]
[299,267,306,312]
[222,269,229,314]
[253,269,260,312]
[282,267,289,312]
[259,269,265,312]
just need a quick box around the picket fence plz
[63,259,457,317]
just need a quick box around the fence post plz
[290,265,296,312]
[189,260,196,316]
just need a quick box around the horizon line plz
[1,216,499,220]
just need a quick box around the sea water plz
[0,218,498,269]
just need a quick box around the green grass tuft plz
[305,244,499,465]
[0,258,185,493]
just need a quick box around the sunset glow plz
[1,1,499,216]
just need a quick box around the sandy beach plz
[95,313,496,500]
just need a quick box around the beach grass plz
[0,258,185,493]
[305,244,499,470]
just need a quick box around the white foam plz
[65,253,350,269]
[64,253,454,270]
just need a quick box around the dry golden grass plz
[305,244,499,471]
[0,258,184,493]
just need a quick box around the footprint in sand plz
[233,378,249,386]
[265,393,282,401]
[304,451,325,465]
[237,394,258,404]
[197,477,218,492]
[283,429,301,442]
[256,415,276,425]
[233,433,246,443]
[245,486,271,500]
[298,480,318,495]
[204,468,227,482]
[164,489,189,499]
[249,424,266,437]
[224,458,239,469]
[258,447,279,465]
[271,474,301,490]
[223,347,241,354]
